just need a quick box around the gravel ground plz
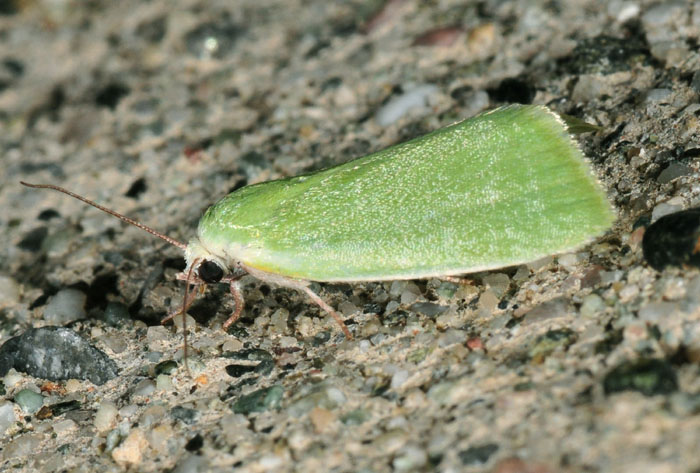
[1,1,700,472]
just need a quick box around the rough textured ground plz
[1,0,700,472]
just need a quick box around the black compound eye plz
[198,260,224,283]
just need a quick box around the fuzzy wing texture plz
[198,105,614,282]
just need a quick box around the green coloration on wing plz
[197,105,614,282]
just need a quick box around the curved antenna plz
[20,181,187,250]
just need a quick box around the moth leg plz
[300,286,353,340]
[222,277,245,330]
[161,283,202,324]
[442,276,474,286]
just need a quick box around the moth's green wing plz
[198,105,614,282]
[559,113,603,134]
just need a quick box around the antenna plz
[20,181,187,250]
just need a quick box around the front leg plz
[161,274,202,325]
[222,276,245,330]
[300,285,352,340]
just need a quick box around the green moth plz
[22,104,614,339]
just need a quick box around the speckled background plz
[1,1,700,472]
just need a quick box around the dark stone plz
[409,302,449,317]
[170,406,199,424]
[37,209,60,221]
[254,359,274,375]
[642,208,700,270]
[136,16,167,43]
[95,83,130,109]
[35,400,81,419]
[100,302,131,327]
[222,348,273,362]
[487,77,535,104]
[18,226,48,251]
[595,328,624,355]
[311,330,332,346]
[225,364,257,378]
[603,358,678,396]
[231,385,284,414]
[381,310,408,327]
[185,433,204,451]
[458,443,500,465]
[124,178,147,198]
[0,327,118,385]
[154,360,178,376]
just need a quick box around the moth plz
[22,104,614,340]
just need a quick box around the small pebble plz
[557,253,579,272]
[147,424,174,453]
[400,286,420,305]
[287,385,345,417]
[112,428,148,466]
[172,455,209,473]
[231,385,284,414]
[459,443,500,465]
[375,85,439,126]
[645,88,672,104]
[43,289,87,324]
[14,388,44,414]
[657,162,691,184]
[105,429,121,453]
[390,369,409,389]
[64,379,82,393]
[101,302,131,327]
[308,407,335,433]
[579,294,605,318]
[0,401,17,435]
[0,327,118,385]
[155,374,173,391]
[140,405,167,428]
[413,26,463,47]
[99,335,128,354]
[527,255,553,272]
[270,308,289,332]
[651,198,685,222]
[638,301,678,323]
[52,419,76,436]
[482,273,510,298]
[0,275,20,309]
[94,400,118,432]
[393,444,428,470]
[410,302,448,317]
[3,369,23,388]
[221,339,244,352]
[171,406,200,424]
[132,379,156,397]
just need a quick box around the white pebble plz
[651,197,685,222]
[375,85,439,126]
[557,253,579,272]
[44,289,86,324]
[391,370,410,389]
[95,401,118,432]
[0,275,20,309]
[0,401,17,435]
[580,294,605,318]
[482,273,510,298]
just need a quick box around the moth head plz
[185,237,229,283]
[197,260,224,283]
